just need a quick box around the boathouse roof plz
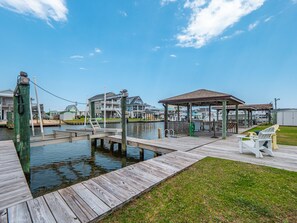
[158,89,244,106]
[213,103,273,111]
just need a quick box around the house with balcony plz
[127,96,145,118]
[89,92,148,119]
[88,92,122,118]
[0,89,13,121]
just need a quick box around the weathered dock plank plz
[27,197,56,223]
[8,202,32,223]
[59,187,98,223]
[71,183,110,217]
[82,179,122,209]
[44,191,80,223]
[0,140,32,211]
[5,151,206,223]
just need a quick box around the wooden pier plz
[0,151,205,223]
[30,128,122,147]
[0,140,32,211]
[105,135,220,153]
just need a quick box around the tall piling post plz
[121,89,128,166]
[13,72,31,179]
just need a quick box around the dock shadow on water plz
[28,122,163,197]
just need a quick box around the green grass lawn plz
[101,158,297,223]
[245,125,297,146]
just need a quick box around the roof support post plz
[163,103,168,137]
[177,105,180,121]
[268,110,271,124]
[248,110,250,127]
[235,104,239,134]
[222,100,227,139]
[189,103,192,123]
[244,110,247,128]
[187,104,190,122]
[209,105,211,132]
[216,110,219,121]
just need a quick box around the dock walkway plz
[0,140,32,211]
[190,135,297,172]
[1,151,205,223]
[106,135,219,153]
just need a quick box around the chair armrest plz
[237,135,254,140]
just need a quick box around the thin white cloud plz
[170,54,177,58]
[79,67,87,70]
[94,48,101,53]
[0,0,68,23]
[248,20,259,31]
[160,0,177,6]
[152,46,161,51]
[177,0,265,48]
[70,55,84,60]
[264,16,272,22]
[89,48,102,56]
[118,10,128,17]
[221,30,244,40]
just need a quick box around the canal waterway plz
[0,122,164,197]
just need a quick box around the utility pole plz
[274,98,280,110]
[34,77,44,139]
[274,98,280,124]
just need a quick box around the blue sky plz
[0,0,296,111]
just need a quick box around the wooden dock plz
[0,151,206,223]
[30,128,121,147]
[106,135,219,153]
[0,140,32,211]
[190,135,297,172]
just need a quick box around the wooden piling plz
[121,89,128,157]
[13,72,31,178]
[158,128,161,139]
[110,142,114,152]
[100,139,104,148]
[164,104,168,137]
[118,143,122,151]
[139,148,144,161]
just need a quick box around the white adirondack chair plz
[238,125,279,158]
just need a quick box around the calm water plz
[0,122,164,197]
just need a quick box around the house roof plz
[88,92,117,102]
[159,89,244,106]
[213,103,273,111]
[0,89,13,97]
[65,105,78,112]
[127,96,143,105]
[247,104,273,110]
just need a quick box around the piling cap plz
[18,71,30,85]
[20,71,28,77]
[121,89,128,97]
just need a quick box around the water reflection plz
[0,122,163,197]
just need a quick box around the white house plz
[0,89,13,121]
